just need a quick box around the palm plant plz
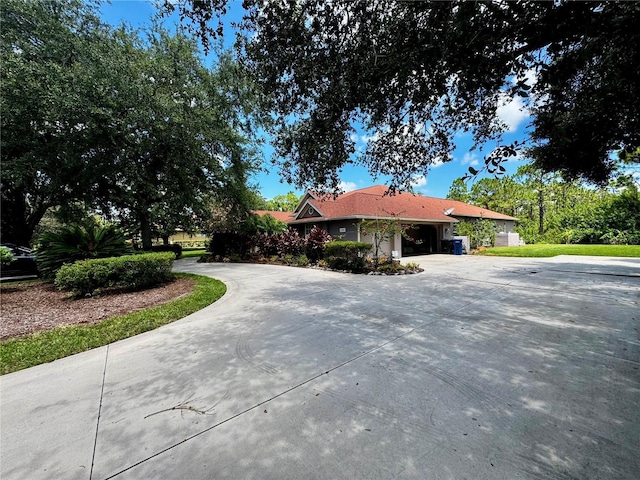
[36,223,132,278]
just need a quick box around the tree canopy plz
[1,0,265,246]
[163,0,640,190]
[447,166,640,245]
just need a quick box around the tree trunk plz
[1,191,49,246]
[538,189,545,235]
[140,213,153,249]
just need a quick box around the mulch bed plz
[0,278,195,341]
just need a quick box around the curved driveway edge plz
[1,255,639,479]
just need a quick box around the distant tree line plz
[447,163,640,245]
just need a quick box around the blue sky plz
[99,0,530,200]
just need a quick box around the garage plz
[402,224,439,256]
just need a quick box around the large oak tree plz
[163,0,640,190]
[1,0,265,246]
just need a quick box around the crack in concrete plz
[89,345,109,480]
[101,281,512,479]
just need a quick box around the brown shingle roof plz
[291,185,517,223]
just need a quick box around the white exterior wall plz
[442,222,456,240]
[359,232,403,259]
[453,236,470,253]
[494,220,516,233]
[495,232,521,247]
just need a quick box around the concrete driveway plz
[1,255,639,479]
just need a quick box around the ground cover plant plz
[0,273,226,374]
[476,244,640,258]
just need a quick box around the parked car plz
[0,244,39,279]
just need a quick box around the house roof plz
[290,185,517,224]
[253,210,295,223]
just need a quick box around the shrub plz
[36,223,132,278]
[600,230,640,245]
[305,226,332,261]
[254,233,279,257]
[454,217,496,249]
[208,232,252,258]
[295,254,309,267]
[324,241,372,272]
[143,244,183,258]
[276,228,306,257]
[282,253,295,265]
[55,252,174,297]
[0,246,14,267]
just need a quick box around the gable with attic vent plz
[298,202,322,219]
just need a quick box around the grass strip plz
[476,244,640,258]
[0,273,226,375]
[180,249,207,259]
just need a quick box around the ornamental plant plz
[276,228,306,257]
[305,225,332,261]
[36,222,132,278]
[358,211,414,267]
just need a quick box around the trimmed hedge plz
[142,244,183,258]
[324,241,372,272]
[55,252,175,296]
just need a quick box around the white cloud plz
[430,156,446,168]
[338,181,358,192]
[496,94,529,132]
[487,146,526,164]
[411,175,427,187]
[461,152,479,166]
[360,133,379,143]
[511,67,538,88]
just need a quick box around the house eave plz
[289,215,457,224]
[452,214,517,221]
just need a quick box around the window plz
[305,224,314,236]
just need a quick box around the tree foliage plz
[358,215,410,266]
[262,192,301,212]
[450,166,640,245]
[454,218,496,250]
[160,0,639,190]
[1,0,265,247]
[1,0,112,245]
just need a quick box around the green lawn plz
[0,273,225,375]
[180,248,207,259]
[476,244,640,258]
